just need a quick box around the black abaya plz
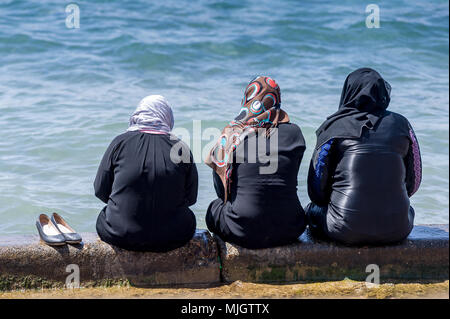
[94,131,198,252]
[206,123,307,249]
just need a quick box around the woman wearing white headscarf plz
[94,95,198,252]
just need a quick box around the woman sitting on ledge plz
[205,76,307,249]
[306,68,422,245]
[94,95,198,252]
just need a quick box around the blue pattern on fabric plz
[313,139,333,196]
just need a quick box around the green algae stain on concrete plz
[260,266,287,282]
[0,274,130,292]
[240,262,449,284]
[0,275,63,291]
[240,264,372,283]
[95,278,130,288]
[128,274,157,287]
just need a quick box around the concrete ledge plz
[217,225,449,283]
[0,230,220,290]
[0,225,448,290]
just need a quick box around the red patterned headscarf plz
[206,76,290,202]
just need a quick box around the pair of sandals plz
[36,213,82,246]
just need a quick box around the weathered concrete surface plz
[0,230,220,290]
[1,225,448,290]
[217,225,449,283]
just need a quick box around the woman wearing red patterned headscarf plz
[205,76,307,249]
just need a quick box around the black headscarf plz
[315,68,392,149]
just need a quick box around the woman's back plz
[232,123,305,213]
[307,68,421,245]
[209,123,307,248]
[327,111,413,243]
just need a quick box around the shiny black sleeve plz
[307,139,335,207]
[93,140,117,204]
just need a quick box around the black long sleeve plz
[307,139,335,207]
[94,139,116,204]
[184,153,198,206]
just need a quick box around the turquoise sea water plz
[0,0,448,235]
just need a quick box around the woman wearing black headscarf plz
[306,68,422,245]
